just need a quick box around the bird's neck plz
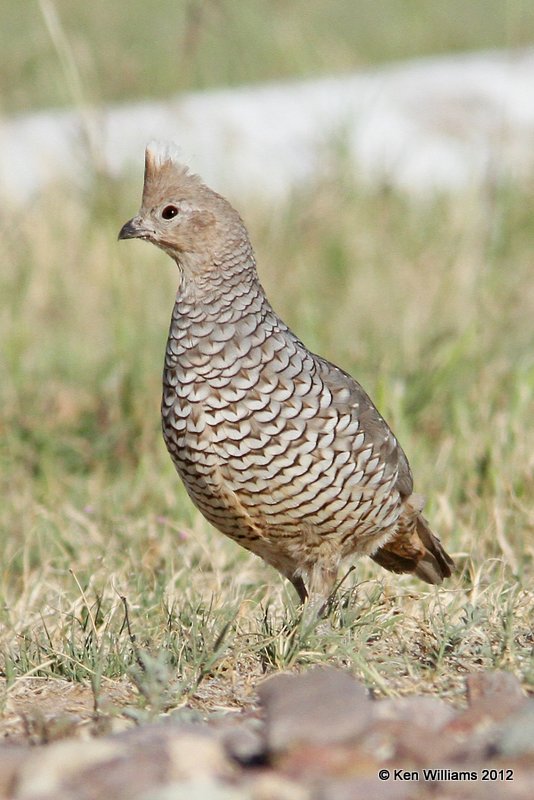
[174,244,268,320]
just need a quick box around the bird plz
[118,142,454,608]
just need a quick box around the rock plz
[258,668,373,753]
[136,777,247,800]
[466,671,526,711]
[275,741,379,781]
[358,719,459,766]
[14,724,233,800]
[359,696,458,766]
[435,671,529,762]
[218,719,265,766]
[0,746,29,796]
[166,732,234,781]
[247,772,310,800]
[373,696,455,732]
[492,700,534,759]
[315,776,413,800]
[15,737,124,799]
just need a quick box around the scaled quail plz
[119,142,454,606]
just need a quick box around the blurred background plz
[3,0,534,112]
[0,1,533,691]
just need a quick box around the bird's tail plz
[370,496,454,585]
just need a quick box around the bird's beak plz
[118,216,151,241]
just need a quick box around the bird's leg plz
[302,561,339,620]
[287,569,332,624]
[289,574,308,604]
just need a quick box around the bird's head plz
[119,142,251,277]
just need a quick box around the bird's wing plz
[315,354,414,498]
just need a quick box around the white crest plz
[145,140,182,169]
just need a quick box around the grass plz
[0,0,533,735]
[2,0,534,114]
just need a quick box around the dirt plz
[1,667,532,799]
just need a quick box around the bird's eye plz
[161,204,179,220]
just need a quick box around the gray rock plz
[258,668,373,752]
[466,671,526,711]
[315,776,413,800]
[219,720,265,766]
[493,699,534,758]
[372,695,455,731]
[14,724,233,800]
[138,777,246,800]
